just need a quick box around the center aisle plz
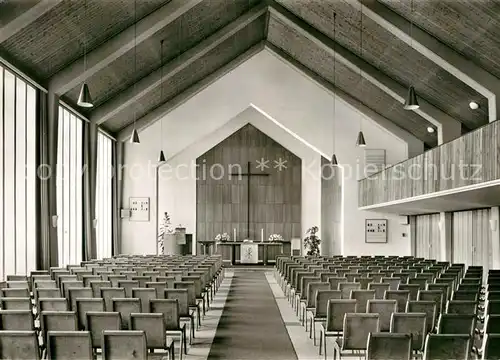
[207,269,298,360]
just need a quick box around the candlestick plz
[261,228,264,242]
[233,228,236,242]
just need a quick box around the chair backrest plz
[417,290,443,315]
[1,288,29,298]
[35,288,61,303]
[145,282,167,299]
[131,276,151,289]
[0,330,40,360]
[67,288,93,312]
[366,299,397,331]
[306,282,330,308]
[406,300,437,333]
[484,314,500,335]
[315,290,341,318]
[34,280,57,289]
[39,298,69,312]
[390,312,427,351]
[482,334,500,360]
[423,334,471,360]
[131,288,157,312]
[61,281,84,299]
[112,298,141,330]
[164,289,189,317]
[426,283,450,301]
[102,330,147,360]
[86,312,121,348]
[446,300,477,315]
[100,287,126,311]
[47,331,93,360]
[117,280,140,297]
[384,290,410,312]
[366,333,411,360]
[0,310,34,330]
[156,276,175,288]
[0,297,31,310]
[452,290,479,302]
[437,313,475,336]
[485,300,500,315]
[327,277,348,290]
[338,282,362,299]
[342,313,380,350]
[108,275,127,287]
[367,283,390,299]
[41,311,78,345]
[76,298,105,330]
[173,281,196,306]
[381,277,401,290]
[130,313,166,349]
[398,284,420,301]
[90,281,112,298]
[325,299,357,332]
[6,281,29,289]
[150,299,180,329]
[350,290,376,313]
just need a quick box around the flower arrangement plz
[304,226,321,256]
[215,232,231,242]
[268,233,284,242]
[158,212,175,254]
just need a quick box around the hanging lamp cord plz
[333,12,336,153]
[160,40,164,150]
[359,4,363,129]
[133,0,137,128]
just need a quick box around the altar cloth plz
[240,243,259,264]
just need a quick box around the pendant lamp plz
[130,0,140,144]
[404,85,419,110]
[331,12,339,166]
[356,131,366,147]
[77,0,93,108]
[158,150,166,162]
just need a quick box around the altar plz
[215,241,291,265]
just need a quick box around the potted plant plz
[304,226,321,256]
[158,212,175,254]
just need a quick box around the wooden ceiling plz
[1,0,498,148]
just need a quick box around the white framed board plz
[129,197,150,222]
[365,219,387,243]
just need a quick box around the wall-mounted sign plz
[129,197,150,222]
[365,219,388,243]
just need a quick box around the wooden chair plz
[366,332,411,360]
[366,299,397,331]
[47,331,93,360]
[0,297,31,310]
[307,290,341,345]
[90,280,111,298]
[39,298,68,312]
[350,290,375,313]
[446,300,477,315]
[384,290,410,312]
[406,300,437,333]
[422,334,471,360]
[76,298,105,330]
[390,312,427,352]
[437,313,476,337]
[86,311,121,351]
[112,298,141,330]
[302,282,330,328]
[338,282,361,299]
[318,299,357,358]
[130,313,176,360]
[100,287,126,311]
[102,330,147,360]
[0,330,40,360]
[131,288,156,312]
[67,288,93,312]
[332,313,380,360]
[368,283,390,299]
[1,288,30,298]
[0,310,35,330]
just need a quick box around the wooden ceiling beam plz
[265,42,424,155]
[94,3,267,126]
[116,41,265,142]
[358,0,500,122]
[48,0,204,95]
[0,0,63,43]
[268,2,461,145]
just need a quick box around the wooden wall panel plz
[359,120,500,207]
[415,214,440,259]
[196,124,301,248]
[452,209,491,278]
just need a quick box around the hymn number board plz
[365,219,387,243]
[129,197,150,222]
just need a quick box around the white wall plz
[121,49,417,256]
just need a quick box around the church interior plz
[1,0,500,359]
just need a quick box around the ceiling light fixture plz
[77,0,93,108]
[130,0,140,144]
[403,0,419,111]
[469,101,479,110]
[158,39,166,163]
[331,12,339,166]
[427,126,435,133]
[356,4,367,147]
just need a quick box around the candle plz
[233,228,236,242]
[261,228,264,242]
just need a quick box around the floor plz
[183,268,324,360]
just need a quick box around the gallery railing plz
[358,120,500,207]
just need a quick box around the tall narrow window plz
[57,106,83,267]
[0,64,37,280]
[96,131,113,259]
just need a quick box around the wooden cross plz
[231,161,269,238]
